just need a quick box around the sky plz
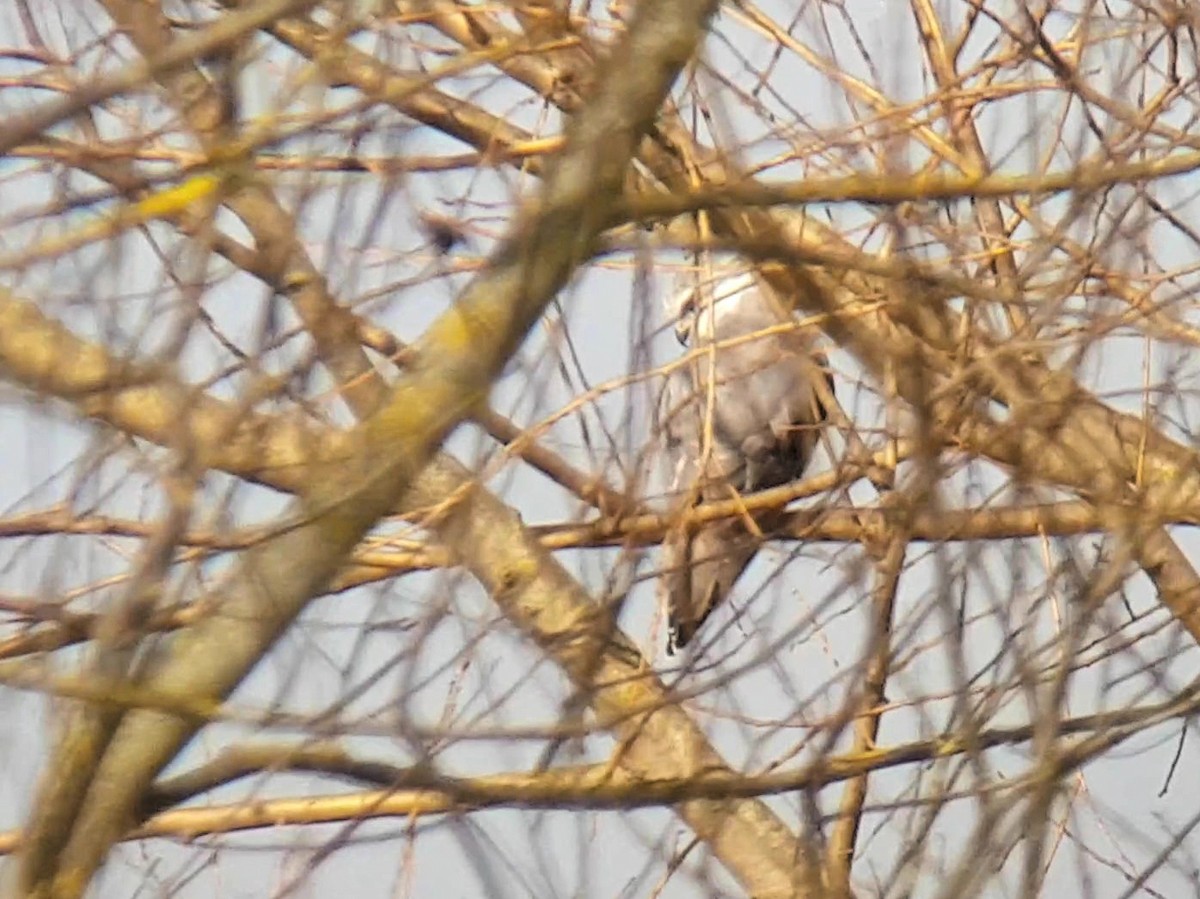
[1,1,1199,897]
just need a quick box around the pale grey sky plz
[1,2,1199,898]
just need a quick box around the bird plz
[657,269,833,655]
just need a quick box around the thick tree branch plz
[400,0,1200,660]
[2,680,1197,854]
[11,0,739,895]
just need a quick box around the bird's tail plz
[662,511,786,655]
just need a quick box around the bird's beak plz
[674,321,690,346]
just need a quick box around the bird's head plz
[668,285,698,346]
[665,271,759,346]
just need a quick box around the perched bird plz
[658,270,833,655]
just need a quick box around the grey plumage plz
[658,271,833,655]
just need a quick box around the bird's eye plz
[679,297,696,318]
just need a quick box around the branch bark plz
[12,0,720,895]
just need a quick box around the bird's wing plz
[658,362,771,655]
[700,322,831,491]
[658,359,747,494]
[657,323,833,655]
[658,364,720,654]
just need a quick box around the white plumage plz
[658,270,833,654]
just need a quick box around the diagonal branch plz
[0,0,322,157]
[11,1,738,895]
[825,524,907,895]
[638,129,1200,648]
[3,678,1199,855]
[406,0,1200,626]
